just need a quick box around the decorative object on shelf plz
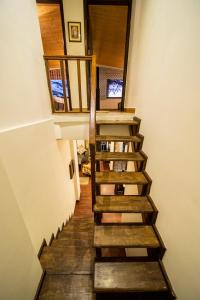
[68,22,81,42]
[69,159,75,179]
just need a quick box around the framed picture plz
[68,22,81,42]
[106,79,123,98]
[69,160,75,179]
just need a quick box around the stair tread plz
[94,195,153,213]
[94,261,168,292]
[96,135,141,142]
[96,171,148,184]
[96,152,144,161]
[94,225,160,248]
[96,120,139,125]
[39,274,94,300]
[40,247,94,275]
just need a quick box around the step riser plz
[94,212,158,225]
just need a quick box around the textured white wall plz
[126,1,200,299]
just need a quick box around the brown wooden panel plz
[96,171,148,184]
[94,195,153,213]
[94,225,160,248]
[96,135,141,142]
[94,261,168,292]
[96,119,139,125]
[95,152,144,161]
[37,4,64,68]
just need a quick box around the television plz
[106,79,123,98]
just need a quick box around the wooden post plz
[44,59,55,113]
[60,60,68,112]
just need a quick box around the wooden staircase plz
[90,115,176,299]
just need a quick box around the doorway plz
[84,0,132,111]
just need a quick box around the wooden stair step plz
[52,238,92,248]
[39,274,94,300]
[95,152,144,161]
[40,246,94,275]
[58,230,93,240]
[94,195,154,213]
[96,171,148,185]
[96,135,141,142]
[96,120,139,125]
[94,261,168,293]
[94,225,160,248]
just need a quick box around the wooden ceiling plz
[89,5,128,69]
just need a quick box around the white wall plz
[0,0,50,130]
[126,1,200,299]
[63,0,88,109]
[0,121,75,252]
[0,0,76,297]
[0,160,42,300]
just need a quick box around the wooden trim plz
[44,55,93,60]
[86,0,132,5]
[37,239,47,259]
[34,270,46,300]
[121,0,133,110]
[59,0,67,55]
[159,260,177,299]
[49,233,54,246]
[89,55,97,144]
[124,108,135,113]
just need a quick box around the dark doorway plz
[84,0,132,111]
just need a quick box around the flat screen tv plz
[106,79,123,98]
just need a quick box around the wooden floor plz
[38,178,124,299]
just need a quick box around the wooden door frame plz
[83,0,133,111]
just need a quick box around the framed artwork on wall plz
[69,159,75,179]
[68,22,82,42]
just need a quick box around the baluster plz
[44,59,55,113]
[77,59,82,112]
[60,60,68,112]
[65,60,72,111]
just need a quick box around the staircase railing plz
[44,55,94,113]
[89,55,97,207]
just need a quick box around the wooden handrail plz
[44,55,93,61]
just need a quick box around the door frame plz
[83,0,133,111]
